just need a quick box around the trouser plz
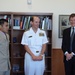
[0,70,10,75]
[24,52,45,75]
[64,56,75,75]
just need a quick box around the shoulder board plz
[40,28,44,31]
[25,28,30,32]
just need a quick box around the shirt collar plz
[71,26,75,34]
[30,27,40,33]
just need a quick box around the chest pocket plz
[28,35,43,46]
[35,36,43,46]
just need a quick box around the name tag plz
[28,36,32,38]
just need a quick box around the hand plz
[31,54,43,61]
[31,55,38,61]
[36,55,43,61]
[66,53,73,61]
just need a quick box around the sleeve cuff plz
[64,51,68,55]
[71,52,74,55]
[65,51,75,55]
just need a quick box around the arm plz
[37,43,47,61]
[62,29,68,53]
[24,45,34,56]
[21,32,38,60]
[40,44,46,55]
[62,29,73,60]
[24,45,38,61]
[37,31,48,60]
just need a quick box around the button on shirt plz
[21,27,48,56]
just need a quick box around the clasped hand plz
[66,53,73,61]
[31,55,43,61]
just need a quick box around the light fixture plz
[27,0,32,5]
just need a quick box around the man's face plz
[1,22,9,33]
[70,17,75,27]
[31,17,40,29]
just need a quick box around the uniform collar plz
[30,27,40,33]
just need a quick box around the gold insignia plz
[39,33,44,36]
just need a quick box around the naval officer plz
[21,16,48,75]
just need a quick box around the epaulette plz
[40,28,45,31]
[25,28,30,32]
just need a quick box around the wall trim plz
[52,48,61,50]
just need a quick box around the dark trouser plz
[64,56,75,75]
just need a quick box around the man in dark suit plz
[62,13,75,75]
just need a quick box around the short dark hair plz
[69,13,75,20]
[0,19,8,26]
[30,16,40,22]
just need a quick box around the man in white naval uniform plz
[21,16,48,75]
[0,19,11,75]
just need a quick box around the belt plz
[36,51,39,53]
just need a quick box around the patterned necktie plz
[70,27,74,52]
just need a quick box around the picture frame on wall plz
[59,15,71,38]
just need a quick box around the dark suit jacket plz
[62,27,75,54]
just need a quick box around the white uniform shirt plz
[21,27,48,56]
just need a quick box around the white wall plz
[0,0,75,48]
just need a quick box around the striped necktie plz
[70,27,74,52]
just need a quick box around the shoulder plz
[23,28,31,35]
[63,27,71,32]
[39,28,45,33]
[40,28,45,31]
[6,33,9,37]
[0,31,4,37]
[0,31,3,34]
[24,28,30,32]
[62,27,71,36]
[25,28,30,32]
[39,28,46,36]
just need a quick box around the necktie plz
[70,27,74,52]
